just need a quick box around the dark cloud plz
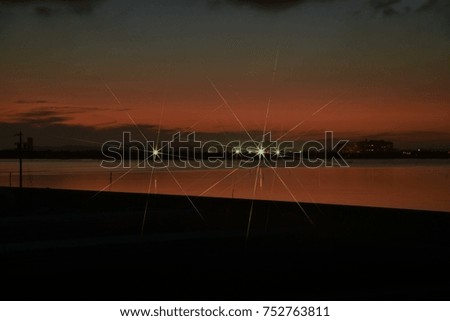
[382,7,400,15]
[15,100,49,104]
[209,0,334,11]
[34,5,54,15]
[17,109,65,119]
[0,120,173,149]
[0,0,104,16]
[368,0,403,16]
[416,0,439,12]
[369,0,401,10]
[6,106,105,125]
[369,0,446,16]
[8,111,71,125]
[215,0,447,18]
[232,0,307,10]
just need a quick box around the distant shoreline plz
[0,149,449,159]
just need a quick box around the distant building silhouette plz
[343,139,394,153]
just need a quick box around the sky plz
[0,0,449,149]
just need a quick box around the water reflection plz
[0,159,449,212]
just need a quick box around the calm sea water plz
[0,159,449,212]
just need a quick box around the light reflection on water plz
[0,159,449,212]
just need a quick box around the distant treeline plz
[0,149,448,159]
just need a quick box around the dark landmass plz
[1,187,450,300]
[0,149,449,159]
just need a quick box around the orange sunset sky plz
[0,0,449,149]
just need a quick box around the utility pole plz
[14,131,23,189]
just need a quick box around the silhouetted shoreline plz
[1,187,450,300]
[0,149,449,159]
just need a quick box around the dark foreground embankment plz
[1,187,449,300]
